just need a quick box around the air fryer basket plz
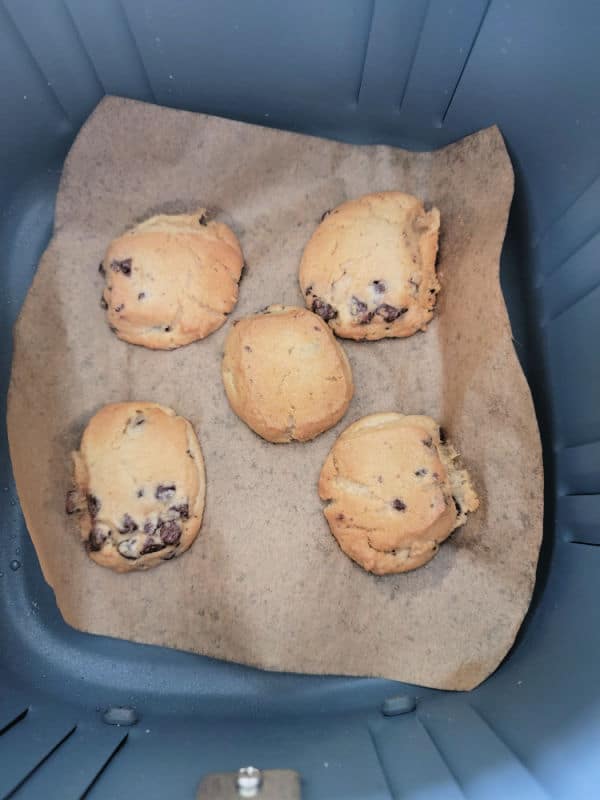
[1,2,599,798]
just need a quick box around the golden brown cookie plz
[319,413,478,574]
[100,210,244,349]
[299,192,440,340]
[222,305,353,443]
[66,402,205,572]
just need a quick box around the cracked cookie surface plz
[222,305,353,443]
[319,413,479,574]
[100,210,244,349]
[66,402,205,572]
[300,192,440,340]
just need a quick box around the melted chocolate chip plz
[100,296,108,310]
[158,519,182,545]
[114,303,124,313]
[305,285,313,296]
[140,538,166,555]
[320,209,331,222]
[143,520,155,534]
[414,468,428,477]
[118,513,138,534]
[98,262,105,276]
[156,484,176,501]
[198,213,208,226]
[110,258,132,276]
[350,296,374,325]
[371,280,386,293]
[439,427,447,444]
[312,298,337,322]
[89,527,108,551]
[87,494,101,517]
[138,292,146,300]
[65,489,80,514]
[171,503,189,519]
[375,304,408,323]
[392,498,407,511]
[422,437,433,448]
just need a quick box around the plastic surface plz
[1,1,599,798]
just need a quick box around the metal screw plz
[236,766,262,797]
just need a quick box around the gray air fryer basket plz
[1,2,599,799]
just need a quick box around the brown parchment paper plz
[7,97,543,690]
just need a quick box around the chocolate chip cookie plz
[222,305,354,443]
[66,402,205,572]
[300,192,440,340]
[319,413,479,574]
[100,210,244,349]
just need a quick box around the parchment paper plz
[7,97,543,690]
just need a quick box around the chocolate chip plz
[143,520,155,534]
[140,538,166,555]
[429,288,436,294]
[158,519,182,545]
[110,258,132,276]
[171,503,189,519]
[137,488,144,498]
[164,326,171,332]
[100,296,108,310]
[439,427,447,444]
[375,304,408,323]
[392,498,407,511]
[336,513,345,521]
[350,296,374,324]
[453,496,462,515]
[89,526,108,551]
[65,489,80,514]
[138,292,146,300]
[87,494,101,517]
[312,298,337,322]
[422,437,433,448]
[117,539,139,560]
[414,468,428,477]
[371,280,386,293]
[320,209,331,222]
[198,213,208,226]
[244,345,252,352]
[114,303,124,312]
[98,262,105,276]
[305,285,313,296]
[118,513,138,534]
[156,484,176,501]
